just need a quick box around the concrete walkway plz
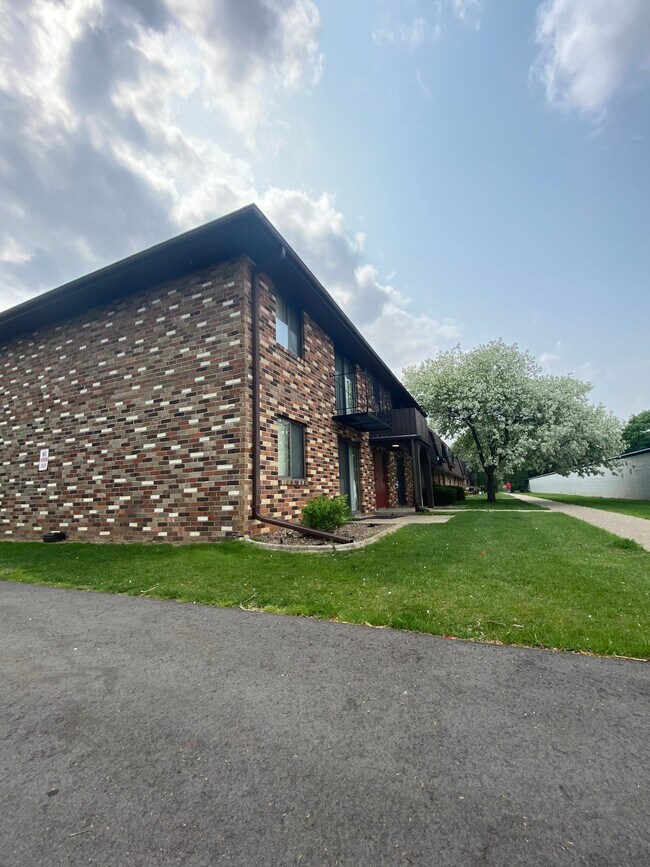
[514,494,650,552]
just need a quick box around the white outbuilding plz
[528,449,650,500]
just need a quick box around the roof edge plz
[0,204,423,413]
[0,204,260,328]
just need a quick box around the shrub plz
[301,495,352,533]
[454,486,466,501]
[433,485,457,506]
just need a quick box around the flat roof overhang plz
[0,204,421,412]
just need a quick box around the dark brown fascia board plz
[0,203,421,411]
[0,205,256,340]
[249,208,423,411]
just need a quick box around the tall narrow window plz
[338,438,361,512]
[276,294,302,356]
[334,351,356,413]
[277,418,305,479]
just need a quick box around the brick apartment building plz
[0,205,467,543]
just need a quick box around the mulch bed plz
[255,521,384,547]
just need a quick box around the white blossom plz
[403,340,623,488]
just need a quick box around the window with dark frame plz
[338,438,361,512]
[277,417,305,479]
[334,350,355,413]
[275,294,302,356]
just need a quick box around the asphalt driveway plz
[1,582,648,866]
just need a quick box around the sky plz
[0,0,648,421]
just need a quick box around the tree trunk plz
[486,465,497,503]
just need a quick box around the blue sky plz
[1,0,648,420]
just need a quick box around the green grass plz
[2,513,648,658]
[529,493,650,520]
[457,493,546,510]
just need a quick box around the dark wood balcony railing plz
[369,406,430,441]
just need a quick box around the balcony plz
[333,369,392,432]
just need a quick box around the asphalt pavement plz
[1,582,648,866]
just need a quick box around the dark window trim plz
[334,349,356,413]
[275,293,302,358]
[277,416,306,480]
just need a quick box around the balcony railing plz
[333,369,392,432]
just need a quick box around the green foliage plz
[454,486,466,501]
[301,494,351,533]
[508,467,532,492]
[622,410,650,453]
[403,341,623,487]
[433,485,457,505]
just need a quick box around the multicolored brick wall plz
[0,256,411,543]
[383,447,415,509]
[0,259,251,542]
[247,266,378,533]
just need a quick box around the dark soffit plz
[0,204,422,411]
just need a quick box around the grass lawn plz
[456,493,545,510]
[2,512,648,659]
[529,493,650,520]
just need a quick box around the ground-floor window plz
[278,418,305,479]
[338,438,361,512]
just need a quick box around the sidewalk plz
[514,494,650,552]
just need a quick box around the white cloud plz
[449,0,482,30]
[0,0,321,304]
[533,0,650,114]
[400,18,440,53]
[362,305,462,373]
[539,352,561,367]
[258,189,462,365]
[0,0,459,373]
[372,27,395,48]
[578,362,617,386]
[372,1,480,53]
[539,340,563,368]
[0,235,31,265]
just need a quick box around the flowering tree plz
[403,341,622,502]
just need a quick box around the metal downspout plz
[250,267,352,544]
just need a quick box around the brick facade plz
[0,259,251,542]
[248,266,379,533]
[0,255,408,543]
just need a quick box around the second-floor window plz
[276,294,301,356]
[335,351,356,413]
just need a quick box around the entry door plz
[339,439,361,512]
[374,452,389,509]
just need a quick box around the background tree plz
[403,341,622,502]
[621,410,650,453]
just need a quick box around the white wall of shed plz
[529,453,650,499]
